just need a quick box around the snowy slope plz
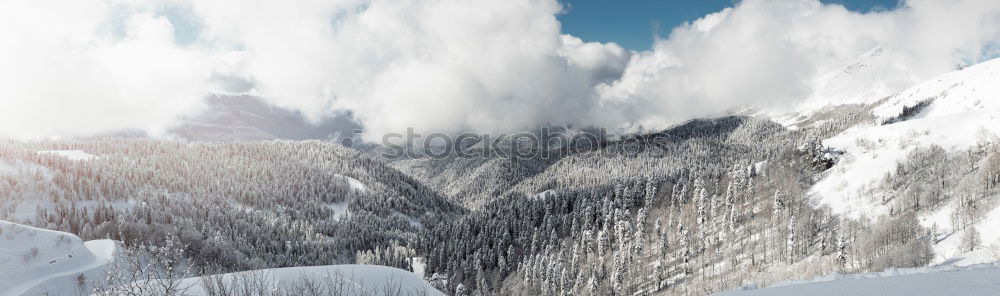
[872,58,1000,121]
[922,203,1000,265]
[810,58,1000,218]
[716,262,1000,296]
[0,220,117,296]
[149,265,444,296]
[335,174,368,193]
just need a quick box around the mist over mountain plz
[170,94,361,142]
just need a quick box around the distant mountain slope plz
[389,132,564,208]
[390,117,786,208]
[0,140,464,274]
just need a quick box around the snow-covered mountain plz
[692,54,1000,296]
[787,54,1000,273]
[811,57,1000,217]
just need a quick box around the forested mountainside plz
[402,113,894,295]
[399,60,1000,296]
[0,140,463,275]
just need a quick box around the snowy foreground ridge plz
[160,265,444,296]
[717,262,1000,296]
[0,220,116,296]
[0,220,442,296]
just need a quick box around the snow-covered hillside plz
[717,262,1000,296]
[811,57,1000,218]
[0,220,116,296]
[922,204,1000,265]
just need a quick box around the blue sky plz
[558,0,901,50]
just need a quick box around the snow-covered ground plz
[921,203,1000,265]
[0,220,442,296]
[335,174,368,194]
[326,174,368,221]
[36,150,96,161]
[0,220,117,296]
[717,262,1000,296]
[334,174,368,193]
[810,57,1000,218]
[159,265,444,296]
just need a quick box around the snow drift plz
[0,220,116,296]
[717,262,1000,296]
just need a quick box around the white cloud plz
[0,0,213,139]
[180,0,629,140]
[597,0,1000,131]
[0,0,998,140]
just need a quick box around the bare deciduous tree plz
[92,234,195,296]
